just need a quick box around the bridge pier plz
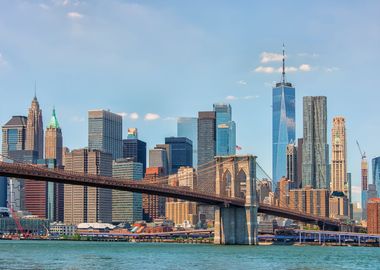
[214,156,258,245]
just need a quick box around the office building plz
[286,143,298,188]
[112,158,143,223]
[45,108,63,166]
[372,157,380,197]
[213,104,236,156]
[88,109,122,159]
[296,138,303,187]
[64,149,112,224]
[302,96,329,189]
[177,117,198,167]
[329,191,349,219]
[123,129,146,174]
[2,116,27,158]
[367,198,380,234]
[331,117,347,193]
[272,48,296,186]
[165,137,193,173]
[26,95,44,159]
[149,147,169,175]
[142,167,166,222]
[289,187,329,218]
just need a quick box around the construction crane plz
[356,140,366,160]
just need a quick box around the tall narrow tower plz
[272,45,296,186]
[26,93,44,159]
[45,108,63,166]
[331,117,347,193]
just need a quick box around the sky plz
[0,0,380,204]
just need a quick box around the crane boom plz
[356,140,366,159]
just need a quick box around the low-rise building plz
[367,198,380,234]
[50,222,76,236]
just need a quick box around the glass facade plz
[197,111,216,166]
[213,104,236,156]
[88,110,123,160]
[0,177,7,208]
[302,96,329,189]
[272,82,295,186]
[2,116,27,158]
[177,117,198,167]
[123,139,147,175]
[112,159,143,223]
[372,157,380,197]
[165,137,193,174]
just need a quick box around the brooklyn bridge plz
[0,155,360,245]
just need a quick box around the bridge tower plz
[214,155,258,245]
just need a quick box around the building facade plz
[64,149,113,224]
[272,80,296,187]
[2,116,27,158]
[367,198,380,234]
[26,95,44,159]
[213,104,236,156]
[288,187,329,218]
[88,110,122,159]
[149,147,169,175]
[112,159,143,223]
[302,96,329,189]
[177,117,198,167]
[45,108,63,166]
[286,143,298,188]
[361,157,369,220]
[123,135,146,175]
[372,156,380,197]
[331,117,347,193]
[142,167,166,222]
[165,137,193,174]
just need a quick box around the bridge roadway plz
[0,162,354,230]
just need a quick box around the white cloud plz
[237,80,247,85]
[254,66,275,73]
[243,95,259,100]
[117,112,128,118]
[283,66,298,73]
[351,185,361,195]
[144,113,160,121]
[226,95,238,100]
[325,67,340,72]
[260,52,284,63]
[129,112,139,120]
[67,12,83,19]
[299,64,312,72]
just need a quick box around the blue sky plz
[0,0,379,203]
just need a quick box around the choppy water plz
[0,241,379,270]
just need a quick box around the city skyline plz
[1,1,380,205]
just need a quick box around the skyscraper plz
[2,116,27,158]
[142,167,166,221]
[197,111,216,167]
[123,128,146,174]
[213,104,236,156]
[149,147,169,175]
[45,108,63,166]
[372,156,380,197]
[331,117,347,193]
[302,96,329,189]
[112,158,143,223]
[26,95,44,159]
[88,110,122,159]
[361,156,368,220]
[272,46,296,186]
[286,143,298,188]
[177,117,198,167]
[296,138,303,188]
[64,149,112,224]
[165,137,193,173]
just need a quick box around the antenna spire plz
[34,80,37,100]
[282,43,286,84]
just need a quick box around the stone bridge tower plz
[214,155,258,245]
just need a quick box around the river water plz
[0,241,379,270]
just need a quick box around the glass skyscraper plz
[177,117,198,167]
[2,115,27,158]
[372,157,380,197]
[165,137,193,173]
[272,78,295,186]
[88,110,123,160]
[213,104,236,156]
